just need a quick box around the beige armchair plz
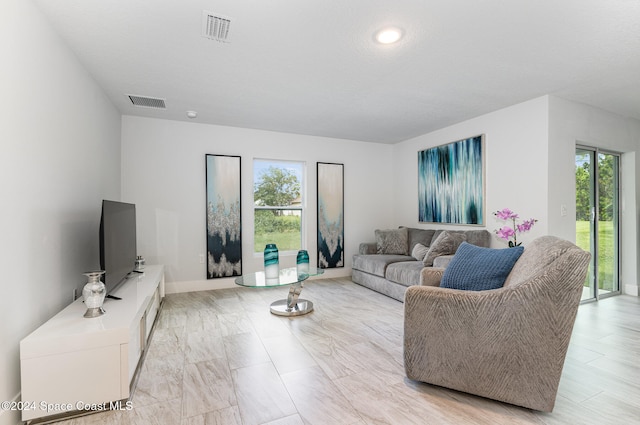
[403,236,590,412]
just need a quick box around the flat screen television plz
[99,200,137,298]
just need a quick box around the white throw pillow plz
[411,242,429,261]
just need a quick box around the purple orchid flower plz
[493,209,537,247]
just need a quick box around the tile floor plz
[52,277,640,425]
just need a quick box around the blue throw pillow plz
[440,242,524,291]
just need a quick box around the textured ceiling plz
[34,0,640,144]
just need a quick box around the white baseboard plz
[313,268,352,280]
[165,278,237,294]
[623,283,639,296]
[165,268,352,294]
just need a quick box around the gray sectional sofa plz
[351,227,491,301]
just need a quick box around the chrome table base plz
[270,282,313,316]
[270,299,313,316]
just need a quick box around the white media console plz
[20,265,165,423]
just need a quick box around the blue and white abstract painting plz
[317,162,344,268]
[418,135,484,225]
[206,154,242,278]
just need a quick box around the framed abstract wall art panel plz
[205,154,242,278]
[418,135,484,225]
[317,162,344,268]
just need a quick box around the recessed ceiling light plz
[374,27,403,44]
[186,111,198,119]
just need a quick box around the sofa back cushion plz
[431,229,491,248]
[400,227,436,252]
[423,231,467,266]
[375,227,409,255]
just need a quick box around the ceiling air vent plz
[202,11,232,42]
[127,95,166,109]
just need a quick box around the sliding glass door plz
[575,146,620,301]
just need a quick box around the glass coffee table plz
[235,267,324,316]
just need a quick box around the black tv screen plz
[99,200,137,296]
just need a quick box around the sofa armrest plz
[419,267,445,286]
[359,242,377,255]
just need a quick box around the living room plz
[3,1,640,425]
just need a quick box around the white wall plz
[392,95,640,295]
[0,2,121,424]
[121,116,394,293]
[548,96,640,295]
[392,97,550,246]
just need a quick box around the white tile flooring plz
[53,277,640,425]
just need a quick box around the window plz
[253,159,304,253]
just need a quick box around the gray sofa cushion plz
[401,227,436,252]
[385,261,425,287]
[352,254,414,277]
[431,229,491,248]
[375,227,409,255]
[423,231,467,266]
